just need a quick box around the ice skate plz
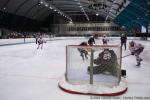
[136,62,141,66]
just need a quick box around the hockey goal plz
[59,45,127,96]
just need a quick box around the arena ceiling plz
[0,0,129,21]
[115,0,150,29]
[0,0,149,29]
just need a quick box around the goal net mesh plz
[66,45,121,87]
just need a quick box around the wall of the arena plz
[0,38,50,46]
[51,22,127,36]
[0,37,149,46]
[0,29,2,38]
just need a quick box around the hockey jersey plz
[129,42,144,55]
[91,49,118,75]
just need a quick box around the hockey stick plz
[120,54,132,59]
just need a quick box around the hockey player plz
[35,35,39,44]
[102,35,109,45]
[78,42,88,60]
[120,34,127,50]
[88,48,118,76]
[88,36,95,46]
[37,35,46,49]
[129,41,144,66]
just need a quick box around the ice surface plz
[0,37,150,100]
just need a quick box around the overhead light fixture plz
[45,4,48,7]
[49,7,53,9]
[77,0,89,21]
[38,3,41,6]
[69,21,73,24]
[3,7,6,10]
[145,13,149,16]
[40,1,43,4]
[41,0,73,22]
[96,13,99,16]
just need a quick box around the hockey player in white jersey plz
[37,35,46,49]
[129,41,144,66]
[102,35,109,45]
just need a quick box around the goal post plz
[66,45,121,86]
[59,45,127,96]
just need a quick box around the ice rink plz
[0,37,150,100]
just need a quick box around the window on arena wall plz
[78,27,80,31]
[92,27,94,31]
[109,27,112,31]
[94,27,96,31]
[108,27,110,31]
[106,26,108,31]
[73,27,75,31]
[83,27,86,31]
[67,27,69,31]
[80,27,83,31]
[76,27,79,31]
[79,27,82,31]
[96,27,98,31]
[72,26,74,31]
[112,26,115,31]
[116,26,118,31]
[66,25,121,32]
[68,27,71,31]
[148,23,150,33]
[88,27,90,31]
[103,27,105,31]
[85,27,87,31]
[70,27,72,31]
[141,26,146,33]
[111,27,113,31]
[100,27,102,31]
[81,27,83,31]
[108,26,110,31]
[99,27,101,31]
[105,27,106,31]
